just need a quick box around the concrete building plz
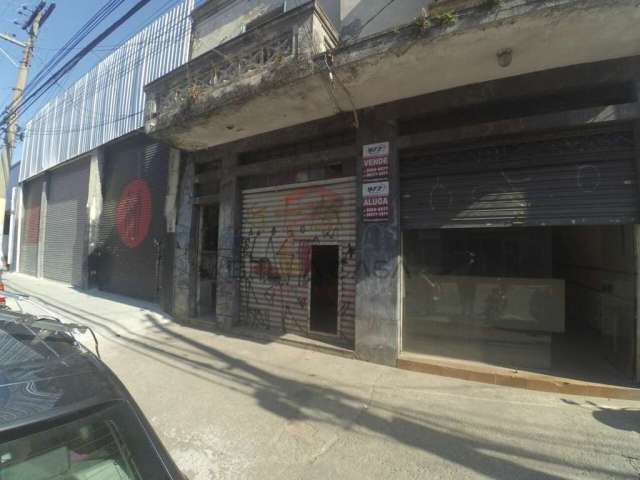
[143,0,640,385]
[10,0,640,389]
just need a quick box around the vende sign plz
[362,180,389,222]
[362,141,389,180]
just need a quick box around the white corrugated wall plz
[19,0,195,182]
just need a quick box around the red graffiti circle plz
[116,179,152,248]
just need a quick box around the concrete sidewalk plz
[4,272,640,480]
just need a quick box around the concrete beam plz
[634,111,640,382]
[193,194,220,205]
[234,144,356,178]
[194,169,221,184]
[397,103,640,150]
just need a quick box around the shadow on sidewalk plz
[4,281,635,479]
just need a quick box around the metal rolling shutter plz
[400,124,638,229]
[42,160,90,286]
[240,177,357,346]
[19,178,44,276]
[97,137,168,301]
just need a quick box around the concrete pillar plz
[215,153,240,330]
[14,186,22,272]
[36,177,48,278]
[7,186,18,270]
[86,150,104,289]
[633,110,640,382]
[635,225,640,382]
[173,158,197,319]
[354,109,401,366]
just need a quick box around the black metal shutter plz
[97,136,168,302]
[19,177,44,276]
[42,160,90,286]
[400,124,638,229]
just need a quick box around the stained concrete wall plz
[192,0,339,58]
[340,0,429,42]
[191,0,427,58]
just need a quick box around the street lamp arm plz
[0,33,27,49]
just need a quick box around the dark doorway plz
[310,245,339,334]
[197,205,219,318]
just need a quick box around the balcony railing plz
[145,1,338,138]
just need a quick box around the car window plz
[0,403,170,480]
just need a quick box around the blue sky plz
[0,0,192,164]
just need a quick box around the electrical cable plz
[1,0,154,129]
[1,0,127,121]
[13,1,190,133]
[19,12,191,137]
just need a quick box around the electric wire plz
[1,0,154,130]
[19,10,191,137]
[1,0,128,123]
[14,1,190,136]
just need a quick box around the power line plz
[27,1,126,84]
[16,0,127,110]
[1,0,154,129]
[19,9,191,132]
[12,0,189,130]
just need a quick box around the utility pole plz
[0,1,55,269]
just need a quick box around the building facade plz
[14,1,194,310]
[10,0,640,387]
[143,0,640,384]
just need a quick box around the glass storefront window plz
[402,228,565,370]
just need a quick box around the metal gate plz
[42,159,90,286]
[96,136,169,301]
[19,177,44,276]
[400,124,638,229]
[240,177,357,345]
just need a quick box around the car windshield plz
[0,403,170,480]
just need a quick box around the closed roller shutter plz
[240,177,357,346]
[97,136,168,301]
[400,124,638,229]
[42,160,90,286]
[19,178,44,276]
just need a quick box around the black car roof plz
[0,311,122,433]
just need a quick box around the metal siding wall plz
[96,136,169,302]
[240,177,357,345]
[42,160,90,286]
[19,178,44,276]
[19,0,194,182]
[400,124,638,229]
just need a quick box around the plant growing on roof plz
[415,7,431,33]
[430,9,457,27]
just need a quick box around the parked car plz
[0,303,184,480]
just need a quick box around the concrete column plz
[36,177,48,278]
[14,186,22,272]
[635,110,640,381]
[215,153,240,330]
[173,158,197,319]
[86,150,104,289]
[354,109,401,366]
[7,186,18,270]
[635,225,640,382]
